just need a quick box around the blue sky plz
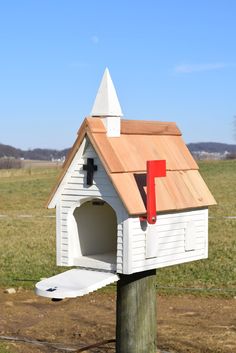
[0,0,235,149]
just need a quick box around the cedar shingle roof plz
[47,117,216,214]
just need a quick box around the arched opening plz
[73,199,117,270]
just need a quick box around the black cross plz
[83,158,98,186]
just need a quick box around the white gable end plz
[53,137,127,272]
[59,138,119,201]
[48,138,87,209]
[49,137,120,208]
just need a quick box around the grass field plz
[157,160,236,296]
[0,160,235,297]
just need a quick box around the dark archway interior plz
[73,199,117,257]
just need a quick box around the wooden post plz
[116,269,157,353]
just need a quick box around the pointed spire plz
[91,68,123,117]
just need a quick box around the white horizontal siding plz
[128,209,208,274]
[117,225,123,272]
[131,251,207,273]
[56,138,126,271]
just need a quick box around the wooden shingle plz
[47,117,216,213]
[91,131,198,172]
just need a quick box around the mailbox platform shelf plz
[35,269,119,299]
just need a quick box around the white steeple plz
[91,68,123,117]
[91,68,123,137]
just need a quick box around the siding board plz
[130,209,208,273]
[133,249,205,265]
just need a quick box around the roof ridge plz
[83,117,182,136]
[120,119,182,136]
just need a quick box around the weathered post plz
[116,269,157,353]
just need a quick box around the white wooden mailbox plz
[36,69,216,299]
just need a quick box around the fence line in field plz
[0,214,56,218]
[0,214,236,220]
[1,278,236,294]
[156,285,236,294]
[0,335,117,353]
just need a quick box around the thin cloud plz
[175,63,227,74]
[91,35,99,44]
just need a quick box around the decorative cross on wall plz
[83,158,98,186]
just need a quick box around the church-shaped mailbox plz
[36,69,216,299]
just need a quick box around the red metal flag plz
[146,160,166,224]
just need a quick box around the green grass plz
[0,168,58,212]
[0,168,67,288]
[157,160,236,297]
[199,159,236,217]
[0,161,235,296]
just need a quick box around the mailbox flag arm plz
[146,160,166,224]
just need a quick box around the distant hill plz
[0,142,235,161]
[0,143,70,161]
[188,142,236,154]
